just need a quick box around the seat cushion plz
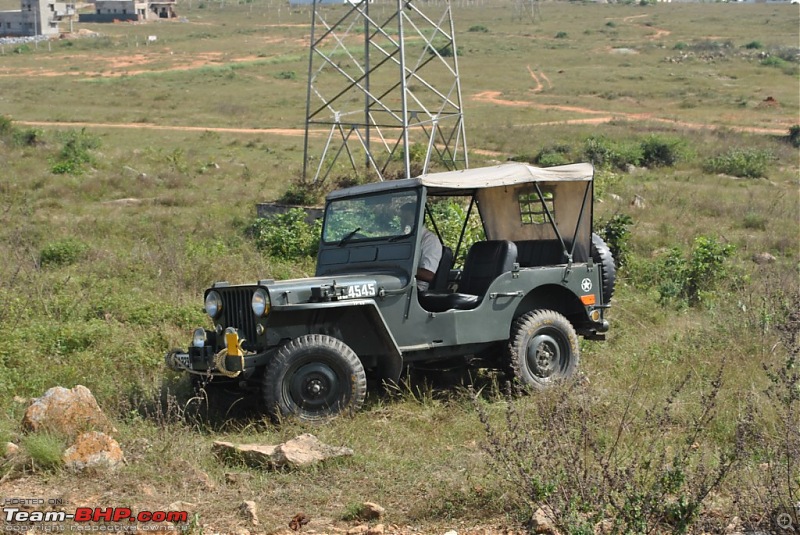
[458,240,518,296]
[418,292,480,312]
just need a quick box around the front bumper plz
[165,329,267,379]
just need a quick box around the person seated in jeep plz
[400,202,442,291]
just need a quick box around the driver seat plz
[419,240,517,312]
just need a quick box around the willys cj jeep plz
[166,162,615,421]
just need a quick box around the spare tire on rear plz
[591,233,616,305]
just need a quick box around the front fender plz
[268,300,403,382]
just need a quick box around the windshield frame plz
[321,188,421,245]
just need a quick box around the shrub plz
[275,70,296,80]
[744,40,763,50]
[246,208,322,259]
[279,180,322,206]
[39,238,90,267]
[554,31,568,39]
[13,128,43,147]
[51,128,100,175]
[788,125,800,148]
[703,148,774,178]
[761,56,788,68]
[582,135,643,171]
[534,144,574,167]
[468,24,488,33]
[0,115,13,136]
[476,369,741,534]
[742,212,767,231]
[640,135,685,168]
[656,236,735,306]
[598,213,633,269]
[734,294,800,531]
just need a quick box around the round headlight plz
[205,291,222,319]
[252,288,270,317]
[192,328,207,348]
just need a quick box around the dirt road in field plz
[470,90,791,136]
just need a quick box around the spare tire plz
[591,233,616,305]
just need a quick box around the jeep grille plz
[220,288,258,349]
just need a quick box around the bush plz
[468,24,488,33]
[582,136,643,171]
[656,236,735,306]
[279,180,322,206]
[275,70,296,80]
[51,128,101,175]
[640,135,685,168]
[761,56,788,68]
[0,115,13,136]
[39,238,90,267]
[788,125,800,148]
[744,40,763,50]
[555,31,568,39]
[246,208,322,259]
[703,148,774,178]
[598,213,633,269]
[476,369,741,534]
[534,144,574,167]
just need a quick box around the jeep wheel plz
[507,310,579,390]
[591,233,616,305]
[262,334,367,422]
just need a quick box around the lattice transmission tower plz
[302,0,468,184]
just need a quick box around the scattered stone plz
[168,501,196,512]
[13,396,28,404]
[239,501,259,526]
[102,198,143,206]
[213,433,353,470]
[176,459,215,490]
[530,506,559,535]
[608,193,622,202]
[225,472,254,484]
[22,385,116,439]
[443,531,458,535]
[62,431,124,472]
[289,512,309,531]
[347,525,369,535]
[593,519,613,535]
[359,502,385,520]
[630,194,646,209]
[367,524,385,535]
[4,442,19,458]
[724,516,741,533]
[752,252,776,265]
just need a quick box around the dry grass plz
[0,1,798,533]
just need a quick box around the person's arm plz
[417,229,443,285]
[416,267,436,283]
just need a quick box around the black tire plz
[591,232,616,305]
[507,310,580,390]
[262,334,367,422]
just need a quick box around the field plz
[0,0,798,533]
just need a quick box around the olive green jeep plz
[166,162,615,421]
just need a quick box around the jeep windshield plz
[322,190,419,244]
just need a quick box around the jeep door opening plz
[166,162,614,422]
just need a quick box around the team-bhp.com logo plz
[3,500,189,532]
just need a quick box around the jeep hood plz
[252,272,407,306]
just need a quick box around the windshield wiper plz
[338,227,362,247]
